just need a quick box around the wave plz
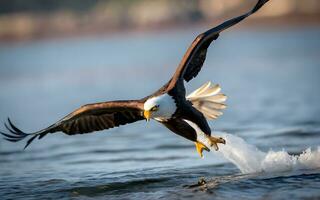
[60,177,170,196]
[212,133,320,174]
[261,128,320,139]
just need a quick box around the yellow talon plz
[195,141,210,158]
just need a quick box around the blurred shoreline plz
[0,0,319,43]
[1,15,319,44]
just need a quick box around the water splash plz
[213,133,320,174]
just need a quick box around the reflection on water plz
[0,27,320,199]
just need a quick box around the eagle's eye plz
[150,105,159,111]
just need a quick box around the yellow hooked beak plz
[144,110,151,121]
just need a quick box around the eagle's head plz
[143,94,176,122]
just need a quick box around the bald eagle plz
[1,0,269,158]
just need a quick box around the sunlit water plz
[0,26,320,199]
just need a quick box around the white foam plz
[212,133,320,174]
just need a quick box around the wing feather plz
[1,100,145,148]
[167,0,269,90]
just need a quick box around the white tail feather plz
[187,81,227,120]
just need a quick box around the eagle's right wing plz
[1,100,145,149]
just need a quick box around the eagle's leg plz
[195,141,210,158]
[208,136,226,151]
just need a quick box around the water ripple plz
[60,177,171,197]
[262,129,320,139]
[65,156,189,165]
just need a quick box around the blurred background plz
[0,1,319,199]
[0,0,320,41]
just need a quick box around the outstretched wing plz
[1,100,145,149]
[167,0,269,89]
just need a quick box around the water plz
[0,26,320,199]
[215,133,320,174]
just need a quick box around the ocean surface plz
[0,26,320,200]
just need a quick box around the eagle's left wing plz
[167,0,269,90]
